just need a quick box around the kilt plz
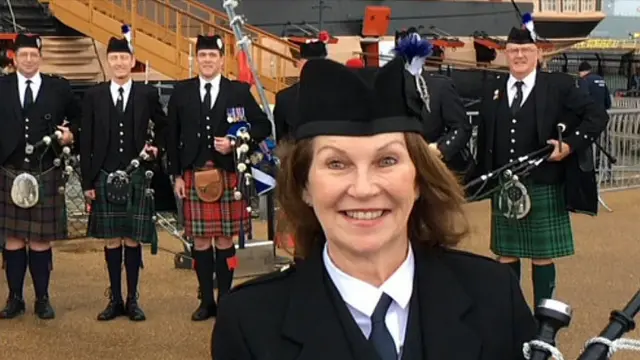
[490,181,574,259]
[183,166,250,238]
[0,166,68,241]
[87,170,157,251]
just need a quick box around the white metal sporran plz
[10,172,40,209]
[497,171,531,220]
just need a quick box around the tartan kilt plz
[491,181,574,259]
[87,169,157,248]
[183,167,250,238]
[0,166,68,241]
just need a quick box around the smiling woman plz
[212,56,537,360]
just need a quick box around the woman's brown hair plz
[275,133,470,259]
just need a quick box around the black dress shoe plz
[125,296,146,322]
[0,295,26,319]
[34,297,55,320]
[97,298,126,321]
[191,301,217,321]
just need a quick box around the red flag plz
[237,51,254,85]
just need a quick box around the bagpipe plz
[462,124,570,219]
[523,291,640,359]
[225,110,278,211]
[11,129,76,209]
[104,147,155,205]
[222,0,278,210]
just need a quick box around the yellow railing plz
[44,0,300,96]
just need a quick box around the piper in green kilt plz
[79,32,167,322]
[472,26,609,306]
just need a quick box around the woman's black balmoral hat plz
[293,58,424,140]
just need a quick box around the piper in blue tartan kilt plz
[472,24,609,306]
[166,34,272,321]
[79,29,167,322]
[0,34,80,321]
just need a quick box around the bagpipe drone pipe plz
[522,290,640,360]
[104,147,156,206]
[27,129,77,193]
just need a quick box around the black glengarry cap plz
[294,58,423,140]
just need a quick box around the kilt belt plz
[88,169,158,255]
[0,165,68,241]
[183,163,251,239]
[490,180,574,259]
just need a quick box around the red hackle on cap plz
[345,58,365,68]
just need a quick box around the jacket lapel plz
[417,248,481,360]
[97,83,111,137]
[533,72,549,141]
[486,75,507,155]
[8,74,23,124]
[212,77,229,134]
[132,82,146,146]
[279,248,362,360]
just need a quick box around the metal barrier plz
[613,97,640,109]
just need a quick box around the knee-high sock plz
[105,247,123,301]
[215,246,237,299]
[532,263,556,306]
[3,248,28,298]
[28,248,53,300]
[193,247,215,305]
[124,245,142,298]
[505,260,521,281]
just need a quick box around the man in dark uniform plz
[473,28,608,306]
[578,61,611,111]
[0,33,80,320]
[166,34,271,321]
[80,35,167,321]
[273,38,327,142]
[578,61,612,179]
[396,29,473,178]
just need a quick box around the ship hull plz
[202,0,532,37]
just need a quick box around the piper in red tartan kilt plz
[0,33,80,321]
[79,34,167,322]
[166,34,272,321]
[471,27,609,307]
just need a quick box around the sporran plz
[10,172,40,209]
[497,177,532,220]
[105,170,132,205]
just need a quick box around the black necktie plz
[203,83,212,111]
[510,81,524,116]
[23,79,33,109]
[369,293,397,360]
[116,87,125,114]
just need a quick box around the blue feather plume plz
[522,12,533,25]
[394,33,433,62]
[393,33,433,76]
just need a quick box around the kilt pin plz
[87,169,157,251]
[0,166,68,241]
[491,181,574,259]
[182,165,250,239]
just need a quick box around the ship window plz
[540,0,558,12]
[563,0,579,12]
[580,0,596,12]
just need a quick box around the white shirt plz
[199,74,221,109]
[507,70,536,107]
[323,244,415,355]
[17,71,42,107]
[110,79,133,111]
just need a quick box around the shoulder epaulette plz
[230,264,297,294]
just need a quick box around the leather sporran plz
[105,171,131,205]
[10,172,40,209]
[194,169,223,203]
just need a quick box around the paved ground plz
[1,189,640,359]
